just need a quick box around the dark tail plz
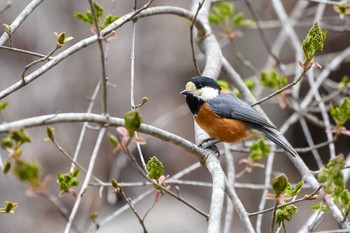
[260,127,298,157]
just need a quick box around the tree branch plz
[0,0,45,45]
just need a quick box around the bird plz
[180,76,298,157]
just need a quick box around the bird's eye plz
[197,84,202,89]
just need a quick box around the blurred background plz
[0,0,349,232]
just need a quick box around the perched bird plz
[180,76,297,157]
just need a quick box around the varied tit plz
[180,76,297,157]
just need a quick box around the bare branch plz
[64,128,106,233]
[0,0,45,46]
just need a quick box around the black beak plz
[180,90,189,96]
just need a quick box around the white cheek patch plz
[196,87,219,101]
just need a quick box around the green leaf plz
[217,80,229,89]
[330,98,350,127]
[340,189,350,206]
[93,1,104,21]
[3,160,11,174]
[284,179,303,196]
[72,168,80,178]
[260,69,288,90]
[2,137,13,148]
[218,2,234,17]
[0,201,18,214]
[208,15,220,25]
[90,211,99,223]
[111,179,119,189]
[46,126,55,141]
[57,169,80,192]
[292,179,303,196]
[107,133,119,146]
[317,154,345,195]
[102,14,120,29]
[233,79,256,98]
[302,22,327,63]
[146,156,164,181]
[275,205,298,226]
[124,110,142,137]
[13,159,40,188]
[272,174,288,196]
[209,2,234,25]
[311,202,328,212]
[232,12,243,25]
[74,1,106,26]
[74,12,93,24]
[9,128,31,144]
[249,139,270,161]
[237,19,255,27]
[0,101,9,111]
[338,76,350,89]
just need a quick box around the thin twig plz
[249,186,322,217]
[308,70,336,158]
[190,0,205,75]
[117,186,148,233]
[299,117,323,168]
[0,0,11,14]
[64,128,106,233]
[129,0,147,170]
[0,45,49,58]
[270,200,279,233]
[230,43,260,75]
[88,0,108,115]
[251,69,307,107]
[39,193,83,233]
[21,46,58,82]
[91,189,154,231]
[49,136,104,184]
[256,144,276,232]
[130,5,137,109]
[243,0,283,70]
[122,144,209,220]
[70,81,101,173]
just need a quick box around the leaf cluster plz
[146,156,164,182]
[315,154,350,215]
[270,174,303,227]
[260,69,288,90]
[2,128,31,159]
[275,205,298,227]
[74,1,120,30]
[13,159,40,188]
[302,22,327,64]
[57,169,80,193]
[330,97,350,129]
[249,139,271,161]
[209,2,254,36]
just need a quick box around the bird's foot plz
[198,138,221,157]
[198,138,219,147]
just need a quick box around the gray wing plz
[207,93,276,129]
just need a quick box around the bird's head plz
[180,76,221,101]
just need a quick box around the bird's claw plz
[198,139,221,157]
